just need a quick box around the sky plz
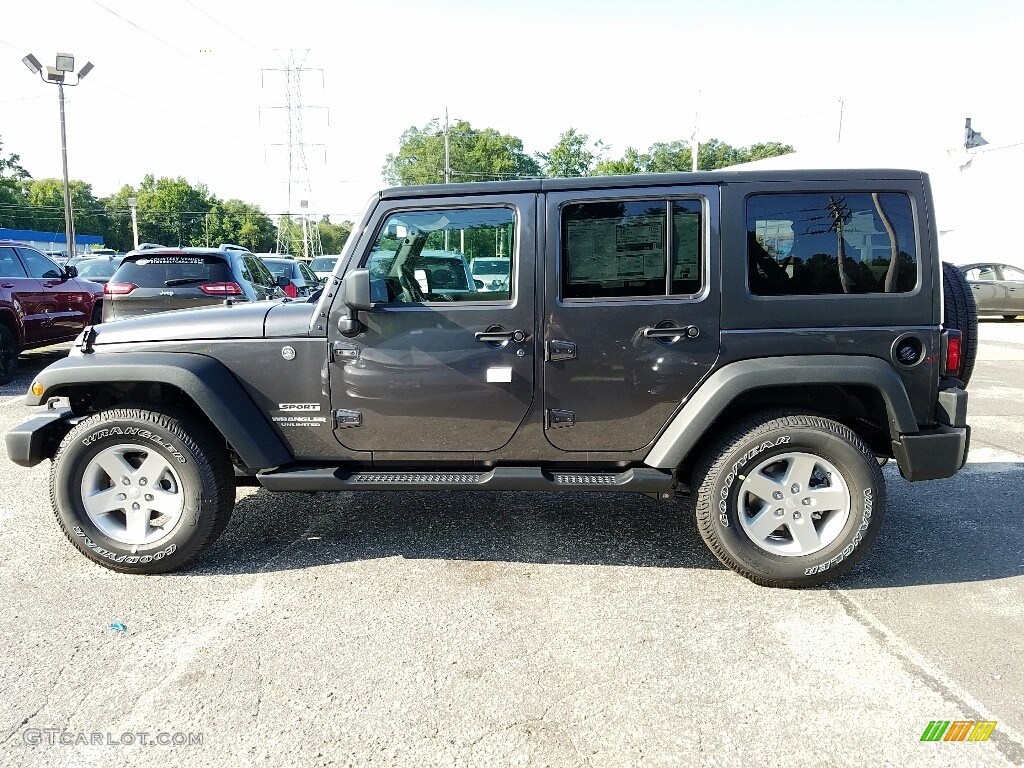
[1,0,1022,227]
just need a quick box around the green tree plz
[593,147,644,176]
[204,198,276,251]
[0,137,31,229]
[317,216,353,254]
[383,119,541,186]
[594,137,795,175]
[20,178,103,236]
[537,128,605,178]
[643,140,693,173]
[134,174,213,247]
[98,185,138,252]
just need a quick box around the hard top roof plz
[379,168,928,201]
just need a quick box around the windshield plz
[309,257,338,272]
[471,259,510,275]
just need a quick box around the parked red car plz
[0,241,104,384]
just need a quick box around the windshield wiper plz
[164,278,207,286]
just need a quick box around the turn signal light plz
[31,381,44,397]
[103,281,137,295]
[199,282,243,296]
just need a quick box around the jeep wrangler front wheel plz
[50,406,235,574]
[693,411,885,588]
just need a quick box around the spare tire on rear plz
[941,262,977,386]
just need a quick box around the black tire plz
[49,405,235,574]
[942,262,977,386]
[693,411,886,588]
[0,324,18,386]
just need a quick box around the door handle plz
[641,324,700,339]
[0,283,14,288]
[474,327,528,344]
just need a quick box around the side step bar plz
[257,466,675,495]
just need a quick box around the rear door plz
[964,264,1003,312]
[998,264,1024,313]
[0,246,46,345]
[16,246,90,342]
[543,186,721,451]
[328,194,536,453]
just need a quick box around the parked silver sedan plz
[960,263,1024,319]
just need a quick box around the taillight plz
[199,282,243,296]
[943,330,962,377]
[104,281,137,295]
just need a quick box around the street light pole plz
[57,81,75,257]
[21,52,93,259]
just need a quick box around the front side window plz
[1001,265,1024,281]
[17,247,62,279]
[363,207,515,303]
[747,192,918,296]
[561,199,703,299]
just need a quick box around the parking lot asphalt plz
[0,322,1022,767]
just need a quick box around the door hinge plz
[546,340,576,361]
[333,409,362,428]
[547,409,575,428]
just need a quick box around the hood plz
[92,302,275,345]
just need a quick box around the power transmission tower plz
[261,49,328,258]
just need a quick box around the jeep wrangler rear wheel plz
[50,405,235,574]
[693,411,885,588]
[942,262,977,386]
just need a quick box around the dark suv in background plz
[102,245,288,322]
[0,241,103,384]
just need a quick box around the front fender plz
[26,352,292,469]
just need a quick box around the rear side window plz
[561,199,703,299]
[747,192,917,296]
[114,255,232,288]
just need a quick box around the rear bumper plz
[4,407,76,467]
[892,386,969,481]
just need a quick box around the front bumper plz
[5,406,77,467]
[891,386,969,481]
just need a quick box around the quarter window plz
[561,199,703,299]
[363,207,515,304]
[747,192,917,296]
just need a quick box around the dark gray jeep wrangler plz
[5,169,974,587]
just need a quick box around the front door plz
[543,187,721,452]
[328,194,536,453]
[16,247,89,341]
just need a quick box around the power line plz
[88,0,263,99]
[180,0,277,63]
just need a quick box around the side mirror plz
[474,279,484,290]
[64,265,78,278]
[339,268,370,337]
[343,268,371,311]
